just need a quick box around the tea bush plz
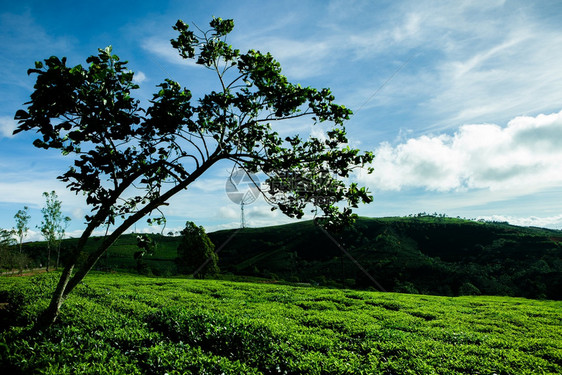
[1,272,561,374]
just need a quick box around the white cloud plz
[190,176,228,193]
[477,214,562,229]
[141,37,198,68]
[360,109,562,193]
[0,177,74,206]
[337,0,562,130]
[19,229,42,242]
[424,30,562,128]
[0,116,16,138]
[309,126,328,143]
[204,203,296,232]
[247,205,279,219]
[217,206,238,220]
[248,37,331,79]
[133,71,147,83]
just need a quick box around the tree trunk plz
[46,245,51,272]
[56,244,60,270]
[33,262,74,331]
[33,154,219,330]
[33,218,143,329]
[35,218,140,329]
[18,244,23,276]
[32,216,104,331]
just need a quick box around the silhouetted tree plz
[0,228,14,261]
[38,191,68,271]
[177,221,218,279]
[134,234,156,275]
[55,216,71,269]
[14,17,373,329]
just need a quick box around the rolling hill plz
[19,216,562,300]
[208,216,562,299]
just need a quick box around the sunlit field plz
[1,272,561,374]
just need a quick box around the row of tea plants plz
[1,272,561,374]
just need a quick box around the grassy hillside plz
[1,272,561,374]
[209,217,562,299]
[18,216,562,299]
[21,232,179,276]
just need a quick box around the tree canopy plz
[14,17,374,329]
[176,221,219,279]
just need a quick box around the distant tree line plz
[0,191,70,274]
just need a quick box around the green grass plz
[1,272,561,374]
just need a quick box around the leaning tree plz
[14,17,374,329]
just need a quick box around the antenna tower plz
[240,200,246,228]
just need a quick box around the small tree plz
[14,206,31,254]
[176,221,218,279]
[39,191,66,271]
[14,17,374,329]
[14,206,31,274]
[134,234,156,275]
[0,228,16,271]
[0,229,14,247]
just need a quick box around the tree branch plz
[62,149,224,296]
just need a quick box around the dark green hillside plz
[209,217,562,299]
[16,216,562,299]
[90,233,179,275]
[20,233,180,276]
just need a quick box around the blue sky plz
[1,0,562,240]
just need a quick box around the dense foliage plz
[176,221,218,278]
[0,273,560,374]
[0,229,28,273]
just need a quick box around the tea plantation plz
[1,272,561,374]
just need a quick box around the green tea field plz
[1,272,561,374]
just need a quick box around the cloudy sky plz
[1,0,562,240]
